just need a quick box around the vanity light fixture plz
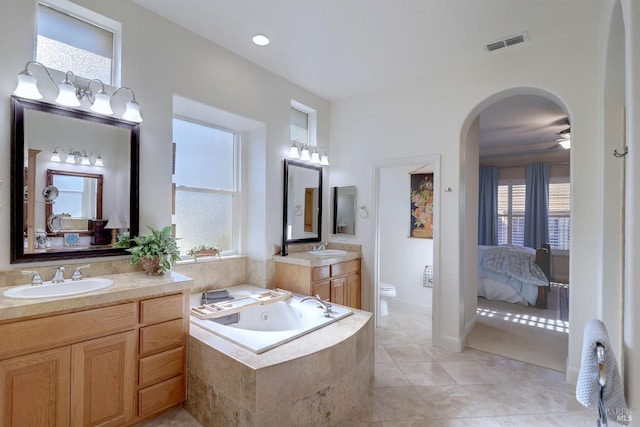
[50,147,103,166]
[288,140,329,166]
[13,61,143,122]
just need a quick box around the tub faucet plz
[22,270,43,286]
[311,242,327,252]
[52,266,66,283]
[72,264,91,281]
[300,295,333,317]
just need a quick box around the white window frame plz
[37,0,122,85]
[172,116,241,257]
[547,178,571,253]
[291,99,317,147]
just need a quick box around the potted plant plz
[188,243,221,261]
[127,225,181,275]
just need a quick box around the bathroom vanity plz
[274,251,361,309]
[0,272,192,426]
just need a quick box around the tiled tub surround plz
[186,287,374,427]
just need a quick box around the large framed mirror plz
[10,96,139,263]
[282,159,322,254]
[332,186,356,235]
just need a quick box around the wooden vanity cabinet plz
[275,258,361,309]
[0,290,188,427]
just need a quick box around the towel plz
[201,289,239,325]
[576,319,628,425]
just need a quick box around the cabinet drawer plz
[0,303,137,359]
[312,266,330,281]
[312,281,330,300]
[139,346,185,388]
[139,319,185,356]
[140,293,185,325]
[331,259,360,277]
[138,375,185,418]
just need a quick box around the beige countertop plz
[0,271,194,321]
[273,251,360,267]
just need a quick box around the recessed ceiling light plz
[252,34,270,46]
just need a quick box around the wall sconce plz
[51,147,103,166]
[13,61,143,123]
[288,140,329,166]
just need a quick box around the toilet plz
[378,282,397,316]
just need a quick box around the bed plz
[477,244,551,308]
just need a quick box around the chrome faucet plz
[52,266,66,283]
[72,264,91,281]
[300,295,333,317]
[311,242,328,252]
[22,270,43,286]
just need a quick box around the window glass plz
[36,2,115,83]
[172,117,238,256]
[497,184,525,246]
[290,107,309,145]
[548,182,571,250]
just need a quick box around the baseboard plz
[566,364,580,384]
[436,334,464,352]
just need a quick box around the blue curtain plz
[524,162,550,248]
[478,166,499,245]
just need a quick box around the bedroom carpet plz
[467,284,569,372]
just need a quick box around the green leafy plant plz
[127,225,181,274]
[187,243,221,261]
[113,231,131,248]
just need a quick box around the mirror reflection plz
[282,159,323,250]
[11,96,139,263]
[332,186,356,235]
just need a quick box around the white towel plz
[576,319,628,424]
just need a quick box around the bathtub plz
[189,287,353,353]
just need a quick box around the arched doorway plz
[460,88,572,370]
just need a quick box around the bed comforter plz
[477,245,549,305]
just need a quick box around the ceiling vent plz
[485,31,529,52]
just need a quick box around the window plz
[497,181,571,250]
[497,183,525,246]
[290,100,317,146]
[172,117,239,257]
[548,182,571,250]
[36,0,121,84]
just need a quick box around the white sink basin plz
[3,278,115,299]
[309,249,348,256]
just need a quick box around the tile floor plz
[146,305,598,426]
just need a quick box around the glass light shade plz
[14,73,43,100]
[91,92,113,115]
[94,155,104,167]
[320,154,329,166]
[289,145,300,159]
[559,139,571,149]
[122,101,143,122]
[300,148,311,161]
[56,81,81,106]
[50,150,61,162]
[81,155,90,165]
[66,154,77,164]
[310,151,321,164]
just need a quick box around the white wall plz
[379,165,433,312]
[0,0,330,269]
[330,18,609,362]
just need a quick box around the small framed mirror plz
[282,159,323,252]
[332,186,356,235]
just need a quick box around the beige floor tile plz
[381,420,443,426]
[372,386,437,422]
[438,361,501,385]
[375,343,394,363]
[397,362,456,386]
[384,343,435,363]
[373,362,412,387]
[139,406,202,426]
